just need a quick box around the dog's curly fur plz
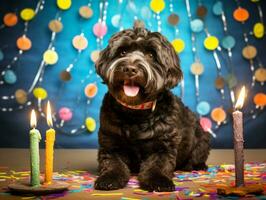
[94,21,210,192]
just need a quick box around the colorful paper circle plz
[233,7,249,22]
[60,70,72,81]
[3,70,17,84]
[150,0,165,13]
[141,6,152,19]
[93,22,107,38]
[204,36,219,50]
[79,6,93,19]
[48,20,63,33]
[242,45,257,59]
[15,89,27,104]
[221,35,236,50]
[254,68,266,82]
[84,83,98,98]
[197,5,208,18]
[43,49,58,65]
[211,107,226,124]
[57,0,72,10]
[226,73,237,89]
[58,107,73,121]
[16,35,32,51]
[72,35,88,51]
[3,13,18,27]
[197,101,211,116]
[20,8,35,21]
[212,1,223,16]
[85,117,96,132]
[0,49,4,61]
[200,117,212,132]
[253,93,266,107]
[215,76,225,89]
[190,19,204,33]
[171,39,185,53]
[190,62,204,75]
[253,23,264,39]
[33,87,47,100]
[91,50,100,63]
[111,14,121,28]
[168,13,179,26]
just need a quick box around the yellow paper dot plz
[33,87,47,100]
[85,117,96,132]
[204,36,219,50]
[150,0,165,13]
[43,50,58,65]
[171,39,185,53]
[57,0,72,10]
[253,23,264,39]
[20,8,35,21]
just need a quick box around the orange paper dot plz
[211,107,226,124]
[16,35,32,51]
[233,7,249,22]
[84,83,98,98]
[253,93,266,107]
[3,13,18,27]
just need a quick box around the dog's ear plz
[95,47,109,81]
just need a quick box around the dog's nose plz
[123,65,138,76]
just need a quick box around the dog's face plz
[95,23,182,106]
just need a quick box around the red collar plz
[116,98,157,112]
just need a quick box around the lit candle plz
[232,86,246,187]
[44,101,56,184]
[29,109,41,187]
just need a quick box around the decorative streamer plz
[250,0,264,39]
[150,0,165,32]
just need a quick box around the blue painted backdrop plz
[0,0,265,148]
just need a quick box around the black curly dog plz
[94,21,210,192]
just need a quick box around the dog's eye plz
[120,50,127,56]
[147,53,153,59]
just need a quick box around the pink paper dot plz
[200,117,212,132]
[93,22,107,38]
[58,107,73,121]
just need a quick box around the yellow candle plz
[44,101,56,184]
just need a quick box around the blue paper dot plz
[111,14,121,28]
[196,101,211,116]
[213,1,223,16]
[190,19,204,33]
[141,6,152,19]
[3,70,17,84]
[222,35,236,50]
[0,50,4,61]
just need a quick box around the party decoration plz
[59,107,73,126]
[3,70,17,84]
[43,49,58,65]
[233,7,249,22]
[168,13,179,26]
[60,70,72,82]
[85,117,96,132]
[20,8,35,21]
[15,89,28,104]
[242,45,257,60]
[150,0,165,13]
[91,50,100,63]
[171,39,185,53]
[254,67,266,83]
[79,6,93,19]
[190,19,204,33]
[196,101,210,116]
[57,0,72,10]
[253,93,266,108]
[16,35,32,51]
[72,34,88,51]
[48,20,63,33]
[141,6,152,20]
[200,117,216,138]
[3,13,18,27]
[215,76,225,89]
[253,23,264,39]
[221,35,236,50]
[33,87,47,100]
[93,22,107,38]
[204,36,219,50]
[226,74,238,89]
[111,14,121,28]
[212,1,223,16]
[0,49,4,61]
[190,62,204,75]
[84,83,98,98]
[211,107,226,125]
[197,5,207,18]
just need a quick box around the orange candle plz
[44,101,56,184]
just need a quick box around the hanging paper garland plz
[242,45,257,60]
[90,50,100,63]
[57,0,72,10]
[20,8,35,21]
[16,35,32,51]
[79,6,93,19]
[190,19,204,33]
[111,14,121,28]
[58,107,73,126]
[233,7,249,22]
[33,87,47,100]
[171,39,185,53]
[204,36,219,51]
[93,22,107,38]
[3,13,18,27]
[84,83,98,99]
[43,49,58,65]
[3,70,17,84]
[48,20,63,33]
[85,117,96,132]
[221,35,236,50]
[196,101,210,116]
[200,117,216,138]
[60,70,72,82]
[253,23,264,39]
[253,93,266,108]
[72,34,88,51]
[15,89,28,104]
[212,1,223,16]
[150,0,165,13]
[254,67,266,84]
[211,107,226,126]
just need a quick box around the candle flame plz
[30,110,37,128]
[235,86,246,110]
[46,101,53,127]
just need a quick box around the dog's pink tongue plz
[123,85,140,97]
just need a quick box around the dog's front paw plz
[94,172,128,190]
[139,174,175,192]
